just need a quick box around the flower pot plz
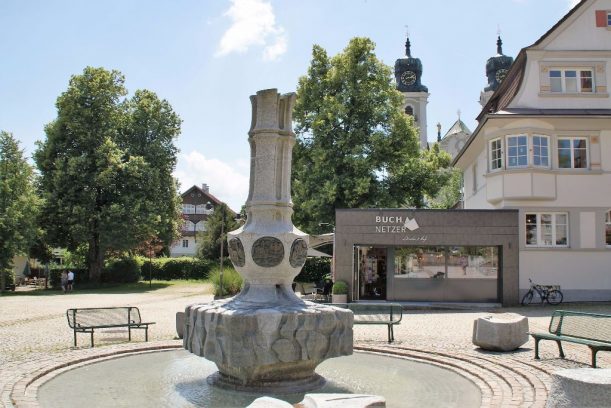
[332,294,347,303]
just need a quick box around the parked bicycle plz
[521,278,563,305]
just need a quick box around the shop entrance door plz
[356,246,387,300]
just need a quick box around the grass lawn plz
[1,279,212,296]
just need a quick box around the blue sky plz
[0,0,579,211]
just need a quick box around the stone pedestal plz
[546,369,611,408]
[184,298,353,392]
[472,313,528,351]
[184,89,353,392]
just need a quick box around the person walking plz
[60,271,68,293]
[67,270,75,292]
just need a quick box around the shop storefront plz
[335,209,520,306]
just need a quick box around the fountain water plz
[182,89,353,393]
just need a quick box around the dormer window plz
[539,62,606,97]
[550,69,593,93]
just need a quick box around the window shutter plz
[595,10,607,27]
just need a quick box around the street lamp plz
[319,222,336,281]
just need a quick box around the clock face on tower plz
[495,69,508,83]
[400,71,416,86]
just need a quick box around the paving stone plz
[1,285,610,407]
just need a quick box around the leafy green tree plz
[35,67,182,282]
[292,38,453,232]
[197,204,240,261]
[388,143,454,208]
[0,131,40,292]
[427,166,463,209]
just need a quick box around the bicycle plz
[521,278,563,306]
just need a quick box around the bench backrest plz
[549,310,611,344]
[66,307,142,329]
[333,303,403,323]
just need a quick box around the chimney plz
[202,183,209,193]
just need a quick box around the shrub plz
[140,257,212,280]
[49,269,61,288]
[294,257,331,283]
[103,258,141,283]
[209,266,242,297]
[2,268,15,287]
[332,280,348,294]
[48,268,88,289]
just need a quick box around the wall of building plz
[335,209,520,305]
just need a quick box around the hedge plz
[140,257,213,281]
[294,257,331,283]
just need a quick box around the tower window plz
[404,105,414,116]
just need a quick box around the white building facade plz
[454,0,611,301]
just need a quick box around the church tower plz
[480,35,514,107]
[395,35,429,149]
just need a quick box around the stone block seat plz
[472,313,529,351]
[546,368,611,408]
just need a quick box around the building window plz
[195,204,206,214]
[506,135,528,168]
[183,204,195,214]
[558,137,588,169]
[489,138,502,170]
[606,210,611,247]
[405,105,414,116]
[394,246,498,279]
[608,11,611,26]
[182,240,189,248]
[550,69,593,93]
[472,163,478,193]
[183,220,195,231]
[532,135,550,167]
[195,221,206,231]
[525,213,569,247]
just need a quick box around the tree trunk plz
[88,236,103,282]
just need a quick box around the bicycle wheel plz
[521,290,534,306]
[547,290,563,305]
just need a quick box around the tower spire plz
[404,25,411,57]
[497,35,503,55]
[405,36,411,57]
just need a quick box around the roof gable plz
[534,0,608,51]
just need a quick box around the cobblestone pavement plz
[1,284,610,408]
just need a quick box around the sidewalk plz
[1,284,609,407]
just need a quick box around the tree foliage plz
[0,131,40,291]
[197,203,240,261]
[292,38,452,232]
[34,67,182,281]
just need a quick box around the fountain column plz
[183,89,353,393]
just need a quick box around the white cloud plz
[174,150,249,211]
[216,0,287,61]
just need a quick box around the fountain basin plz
[37,349,482,408]
[184,297,353,393]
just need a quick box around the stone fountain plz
[183,89,353,393]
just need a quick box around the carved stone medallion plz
[228,238,245,267]
[289,239,308,268]
[251,237,284,267]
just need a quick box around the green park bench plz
[530,310,611,367]
[333,303,403,343]
[66,306,155,347]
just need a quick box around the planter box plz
[332,294,347,303]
